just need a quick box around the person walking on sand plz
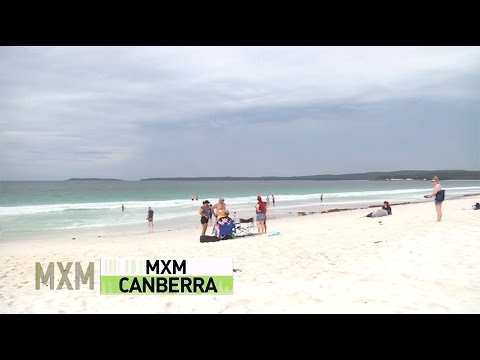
[424,176,444,221]
[199,200,212,236]
[146,206,154,232]
[255,195,267,235]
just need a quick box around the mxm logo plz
[35,262,94,290]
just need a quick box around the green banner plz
[101,275,233,295]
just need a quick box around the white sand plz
[1,197,479,314]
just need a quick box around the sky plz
[1,46,479,180]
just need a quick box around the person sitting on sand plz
[218,209,233,222]
[372,208,388,218]
[383,201,392,215]
[366,208,388,218]
[214,210,236,239]
[366,201,391,218]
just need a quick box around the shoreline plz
[2,193,479,243]
[1,197,479,313]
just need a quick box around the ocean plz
[1,179,479,241]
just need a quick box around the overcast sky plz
[1,46,479,180]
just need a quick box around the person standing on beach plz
[212,198,227,220]
[320,194,323,202]
[272,194,275,206]
[255,195,267,235]
[121,204,125,212]
[199,200,212,236]
[146,206,154,232]
[424,176,444,221]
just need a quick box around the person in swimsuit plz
[255,195,267,234]
[424,176,443,221]
[199,200,212,236]
[212,197,227,220]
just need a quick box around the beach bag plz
[435,190,445,202]
[200,235,219,243]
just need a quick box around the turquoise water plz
[1,180,479,241]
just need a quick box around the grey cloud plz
[1,46,479,180]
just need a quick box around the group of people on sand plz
[365,176,445,221]
[128,194,268,236]
[199,195,268,236]
[140,176,446,236]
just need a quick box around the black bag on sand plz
[200,235,219,243]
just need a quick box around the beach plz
[1,197,479,314]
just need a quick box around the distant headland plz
[65,178,123,181]
[140,170,480,181]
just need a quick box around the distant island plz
[141,170,480,181]
[65,178,123,181]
